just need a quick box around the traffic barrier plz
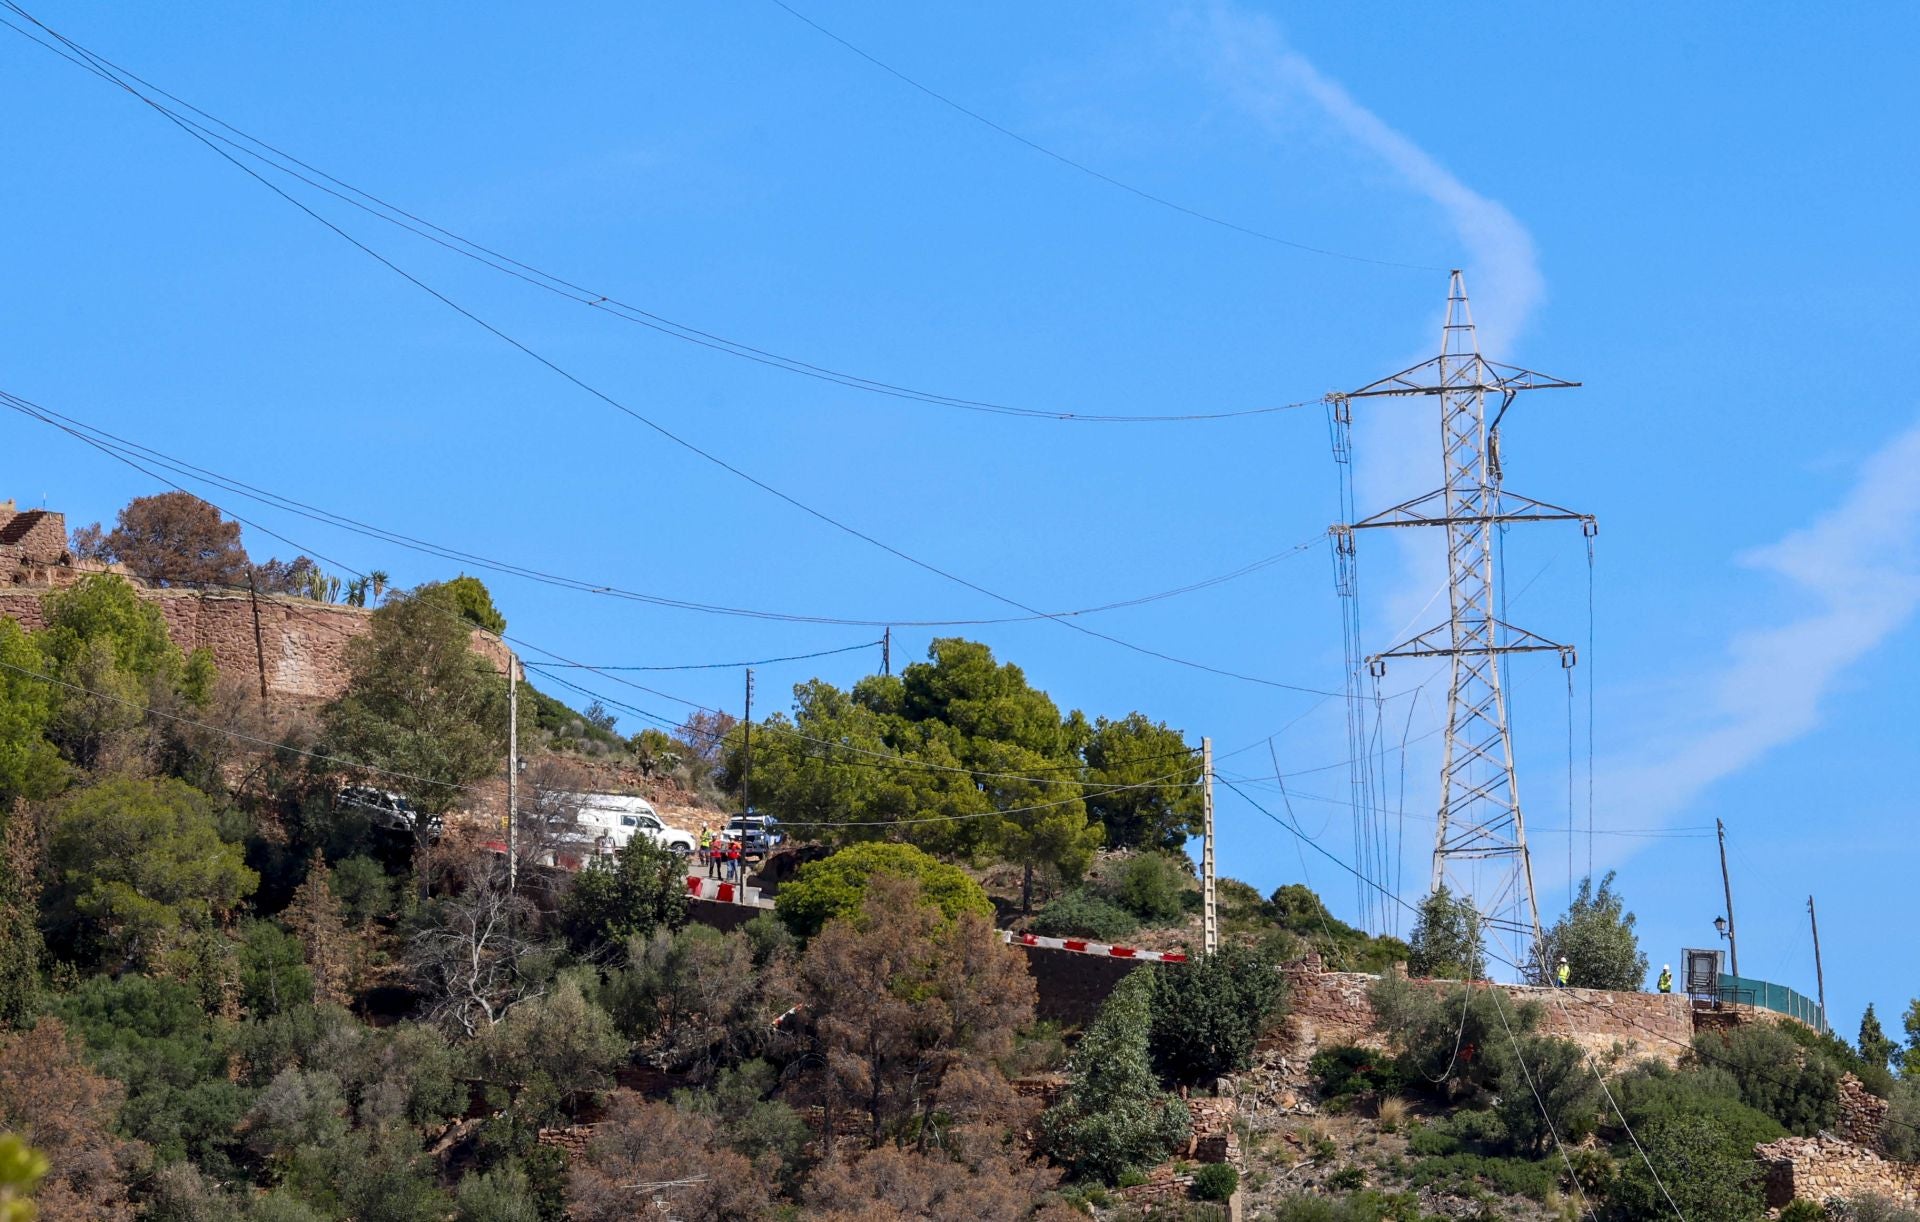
[1004,930,1187,964]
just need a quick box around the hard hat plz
[1559,955,1568,962]
[1663,964,1670,970]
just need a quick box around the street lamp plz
[1713,915,1727,939]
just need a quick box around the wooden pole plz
[1808,894,1827,1032]
[1717,818,1739,977]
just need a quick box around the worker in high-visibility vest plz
[1555,956,1571,988]
[1657,964,1673,994]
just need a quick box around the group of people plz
[698,829,746,881]
[1551,955,1676,994]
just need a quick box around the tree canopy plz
[34,575,215,773]
[0,619,64,806]
[442,575,506,635]
[775,842,992,939]
[737,638,1193,907]
[1406,885,1485,981]
[43,777,255,971]
[86,491,251,588]
[1531,871,1648,990]
[323,582,507,815]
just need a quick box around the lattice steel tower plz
[1330,271,1595,953]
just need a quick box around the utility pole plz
[742,668,755,815]
[881,627,891,676]
[1202,736,1217,956]
[506,653,519,896]
[1808,894,1827,1032]
[246,571,269,700]
[1334,271,1591,958]
[1717,818,1739,977]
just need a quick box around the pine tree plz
[1860,1003,1898,1071]
[287,854,351,1007]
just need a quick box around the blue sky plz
[4,3,1917,1036]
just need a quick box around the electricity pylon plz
[1330,271,1595,955]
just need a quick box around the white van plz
[567,793,696,856]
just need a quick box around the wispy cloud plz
[1608,419,1920,820]
[1198,4,1542,351]
[1194,4,1545,655]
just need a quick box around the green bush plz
[1610,1113,1764,1221]
[1405,1120,1461,1157]
[1266,884,1409,973]
[1326,1166,1366,1191]
[330,854,394,924]
[1190,1162,1238,1201]
[1407,1152,1556,1201]
[1779,1018,1891,1097]
[52,974,255,1179]
[1033,888,1139,941]
[1840,1198,1920,1222]
[237,919,313,1019]
[42,776,257,970]
[1148,942,1286,1085]
[1312,1045,1412,1100]
[1884,1081,1920,1162]
[1778,1201,1829,1222]
[1110,852,1189,923]
[560,835,688,953]
[775,842,992,938]
[1368,974,1542,1104]
[1490,1033,1603,1154]
[455,1164,542,1221]
[1613,1059,1784,1154]
[1694,1022,1839,1135]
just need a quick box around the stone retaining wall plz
[1758,1135,1920,1210]
[1277,963,1693,1067]
[1840,1074,1890,1151]
[0,581,509,703]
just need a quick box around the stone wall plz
[1276,963,1694,1067]
[0,581,509,703]
[535,1125,594,1161]
[1018,944,1145,1027]
[1758,1135,1920,1210]
[1840,1074,1891,1151]
[0,507,67,573]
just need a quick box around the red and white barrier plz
[1003,930,1187,963]
[685,876,766,906]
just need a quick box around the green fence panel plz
[1718,973,1826,1032]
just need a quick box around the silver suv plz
[723,814,783,856]
[337,785,440,840]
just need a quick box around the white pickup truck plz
[564,793,697,856]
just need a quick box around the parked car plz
[569,793,697,856]
[723,814,784,857]
[337,785,440,841]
